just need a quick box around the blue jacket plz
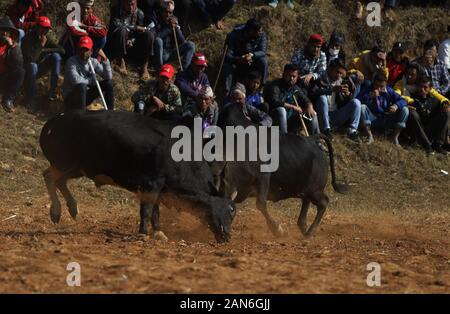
[357,84,407,115]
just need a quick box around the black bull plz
[211,103,350,237]
[39,110,236,242]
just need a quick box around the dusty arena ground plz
[0,174,449,293]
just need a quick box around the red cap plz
[159,64,176,79]
[308,34,324,45]
[78,36,93,50]
[192,53,207,66]
[37,16,52,29]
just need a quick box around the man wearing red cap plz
[63,35,114,111]
[175,52,211,104]
[64,0,108,60]
[132,63,182,119]
[22,16,64,115]
[291,34,327,87]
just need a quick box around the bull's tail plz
[318,134,350,194]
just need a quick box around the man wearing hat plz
[150,0,196,71]
[387,42,409,87]
[223,18,268,94]
[63,35,114,111]
[175,52,211,104]
[132,63,182,119]
[22,16,64,114]
[182,85,219,129]
[322,31,346,66]
[108,0,154,80]
[65,0,108,59]
[0,16,25,113]
[291,33,327,87]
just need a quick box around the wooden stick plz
[293,95,309,137]
[213,44,228,93]
[172,25,183,72]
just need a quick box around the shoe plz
[268,0,278,8]
[347,130,360,143]
[323,128,333,141]
[2,98,15,113]
[425,148,435,156]
[48,89,57,101]
[286,0,294,10]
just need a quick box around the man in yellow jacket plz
[348,46,389,90]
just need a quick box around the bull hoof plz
[67,202,78,220]
[153,230,168,242]
[50,206,61,224]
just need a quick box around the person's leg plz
[2,67,25,112]
[108,26,129,74]
[192,0,210,24]
[330,98,362,133]
[360,104,376,143]
[315,95,331,132]
[407,110,432,152]
[271,107,288,134]
[174,0,192,34]
[40,53,62,96]
[153,37,164,70]
[64,84,87,111]
[307,115,321,135]
[85,80,115,110]
[426,111,450,151]
[92,36,107,58]
[386,106,409,146]
[222,62,235,94]
[178,41,196,70]
[209,0,236,23]
[135,30,154,79]
[25,62,39,104]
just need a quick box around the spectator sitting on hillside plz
[387,42,409,87]
[407,76,449,155]
[322,31,346,65]
[132,63,182,119]
[264,63,319,134]
[0,17,25,113]
[357,72,409,147]
[244,71,269,113]
[413,40,450,98]
[268,0,294,10]
[226,82,272,127]
[6,0,45,40]
[394,63,449,106]
[22,16,64,116]
[291,34,327,88]
[183,86,219,129]
[309,58,361,142]
[175,52,210,104]
[63,36,114,111]
[192,0,236,30]
[223,18,268,94]
[149,0,195,71]
[348,46,389,88]
[438,25,450,73]
[63,0,108,59]
[108,0,154,80]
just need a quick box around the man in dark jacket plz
[407,76,449,155]
[264,63,318,134]
[22,16,64,114]
[310,58,361,141]
[108,0,154,80]
[222,18,268,93]
[175,52,210,104]
[149,0,195,71]
[0,17,25,113]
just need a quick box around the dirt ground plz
[0,192,449,294]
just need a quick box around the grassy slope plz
[0,1,449,220]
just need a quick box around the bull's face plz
[207,197,236,242]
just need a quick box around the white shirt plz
[438,38,450,70]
